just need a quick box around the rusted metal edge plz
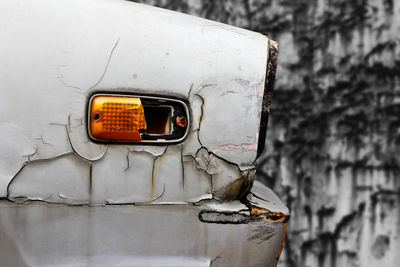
[276,222,287,261]
[199,207,288,224]
[245,202,289,223]
[198,196,289,225]
[257,36,279,158]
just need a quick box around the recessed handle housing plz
[88,94,189,144]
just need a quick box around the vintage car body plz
[0,0,288,266]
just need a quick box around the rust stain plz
[247,203,288,222]
[176,115,188,127]
[276,222,287,261]
[226,177,242,197]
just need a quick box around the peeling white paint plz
[0,0,276,207]
[0,123,36,197]
[249,181,290,215]
[8,154,90,204]
[92,146,156,204]
[0,1,289,266]
[67,117,108,162]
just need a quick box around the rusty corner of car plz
[262,35,279,114]
[245,203,289,223]
[1,0,288,265]
[257,36,279,158]
[197,192,289,225]
[198,205,289,225]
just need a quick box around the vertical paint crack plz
[87,38,120,92]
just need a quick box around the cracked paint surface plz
[0,0,273,206]
[0,0,288,266]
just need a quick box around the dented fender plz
[0,181,288,267]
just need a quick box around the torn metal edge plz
[257,37,279,158]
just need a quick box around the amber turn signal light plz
[89,95,147,141]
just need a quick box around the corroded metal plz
[0,0,288,266]
[257,37,279,158]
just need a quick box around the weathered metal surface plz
[0,0,288,265]
[257,38,279,158]
[0,0,271,204]
[0,196,285,267]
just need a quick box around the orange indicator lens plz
[89,95,147,141]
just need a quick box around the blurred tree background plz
[132,1,400,266]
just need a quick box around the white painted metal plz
[0,0,269,203]
[0,0,288,266]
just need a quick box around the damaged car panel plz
[87,94,190,143]
[0,200,286,267]
[1,0,265,204]
[0,0,289,266]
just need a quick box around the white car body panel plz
[0,0,288,266]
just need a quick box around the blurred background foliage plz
[133,1,400,266]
